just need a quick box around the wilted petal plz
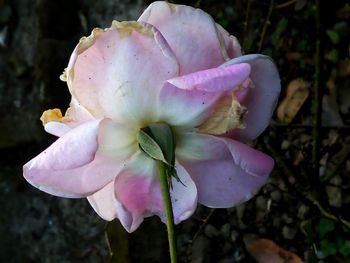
[223,54,280,141]
[42,98,94,137]
[66,21,178,123]
[23,120,122,197]
[138,1,228,74]
[160,63,251,126]
[177,133,273,207]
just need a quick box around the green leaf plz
[137,129,167,164]
[337,238,350,257]
[315,218,335,238]
[326,30,339,44]
[138,123,186,189]
[270,17,288,47]
[148,123,175,166]
[320,239,337,256]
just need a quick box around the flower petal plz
[44,122,71,137]
[114,152,198,232]
[114,153,159,232]
[87,182,133,231]
[23,120,122,198]
[160,63,251,126]
[177,133,273,207]
[97,118,138,160]
[216,23,242,59]
[138,1,228,74]
[166,162,198,223]
[43,98,94,137]
[66,21,178,123]
[223,54,281,141]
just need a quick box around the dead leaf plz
[246,239,304,263]
[336,4,350,19]
[323,77,344,125]
[277,78,310,123]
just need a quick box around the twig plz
[275,0,297,9]
[242,0,252,52]
[263,137,350,230]
[321,136,350,182]
[186,209,215,261]
[312,0,322,179]
[258,0,274,52]
[305,192,350,229]
[271,123,350,129]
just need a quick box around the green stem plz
[157,161,178,263]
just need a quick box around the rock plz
[329,175,342,186]
[192,236,210,263]
[272,217,281,228]
[281,213,294,224]
[297,203,310,219]
[255,196,268,211]
[236,203,246,219]
[270,190,282,202]
[230,230,239,242]
[281,140,290,150]
[282,225,298,240]
[220,223,231,239]
[204,224,218,238]
[326,185,342,207]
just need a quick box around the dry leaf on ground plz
[277,78,310,123]
[246,238,304,263]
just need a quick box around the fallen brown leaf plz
[246,239,304,263]
[277,78,310,123]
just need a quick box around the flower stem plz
[157,161,177,263]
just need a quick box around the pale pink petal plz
[138,1,228,74]
[23,120,122,198]
[223,54,281,141]
[114,152,198,232]
[165,162,198,224]
[87,182,118,221]
[97,118,138,160]
[177,133,273,207]
[43,98,94,137]
[44,122,71,137]
[87,182,133,231]
[64,97,95,124]
[216,23,242,58]
[160,63,251,126]
[114,153,159,232]
[67,22,178,123]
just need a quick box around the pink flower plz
[23,1,280,232]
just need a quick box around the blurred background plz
[0,0,349,262]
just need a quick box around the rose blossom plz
[23,1,280,232]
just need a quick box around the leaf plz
[246,239,304,263]
[148,123,175,166]
[277,78,310,123]
[337,237,350,257]
[326,30,340,44]
[136,129,167,163]
[320,239,337,256]
[315,218,335,238]
[270,18,288,47]
[138,123,185,189]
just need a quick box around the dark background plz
[0,0,349,262]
